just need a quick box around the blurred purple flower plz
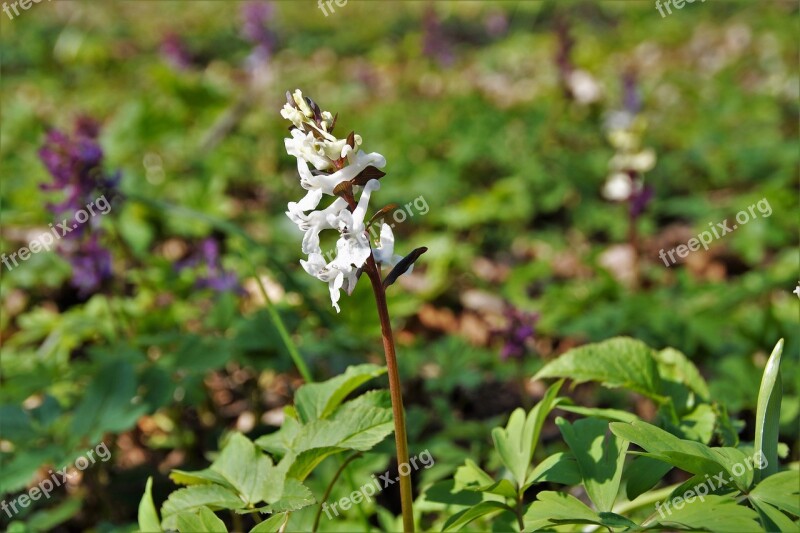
[38,117,119,295]
[495,306,539,360]
[178,238,244,295]
[629,182,654,219]
[67,235,113,296]
[160,32,195,71]
[39,119,119,230]
[422,7,454,67]
[622,71,641,115]
[485,11,509,38]
[240,1,275,66]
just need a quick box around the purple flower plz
[178,238,244,296]
[39,119,119,228]
[495,306,539,360]
[629,183,654,219]
[38,117,119,295]
[67,235,113,296]
[160,32,195,71]
[622,71,642,115]
[422,7,454,67]
[240,1,275,66]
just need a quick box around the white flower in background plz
[602,172,634,201]
[283,90,405,312]
[567,69,603,105]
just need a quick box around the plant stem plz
[364,255,414,532]
[312,452,363,532]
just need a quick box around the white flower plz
[567,70,603,105]
[373,223,405,269]
[300,253,357,313]
[602,172,634,201]
[282,90,408,313]
[286,195,347,255]
[327,179,381,269]
[609,148,656,174]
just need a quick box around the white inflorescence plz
[282,90,405,312]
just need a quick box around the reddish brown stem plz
[364,255,414,532]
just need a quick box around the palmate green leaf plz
[651,494,761,532]
[161,485,245,523]
[422,479,484,508]
[624,456,673,501]
[138,477,162,533]
[169,468,233,488]
[263,478,315,513]
[556,417,628,512]
[207,433,284,505]
[522,491,604,531]
[754,339,783,483]
[280,403,394,480]
[610,420,750,490]
[453,459,518,499]
[491,380,563,488]
[173,506,227,533]
[556,403,638,423]
[294,364,386,422]
[442,501,515,532]
[533,337,664,401]
[249,513,287,532]
[653,347,710,400]
[749,471,800,517]
[523,452,581,489]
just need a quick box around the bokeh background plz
[1,0,798,531]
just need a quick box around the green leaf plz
[263,478,315,513]
[294,364,386,422]
[206,433,283,505]
[491,380,563,488]
[754,339,783,483]
[533,337,663,401]
[653,347,710,399]
[624,456,673,501]
[442,501,514,531]
[751,499,797,533]
[249,513,287,532]
[454,460,518,499]
[70,359,149,441]
[138,477,162,532]
[174,507,227,532]
[161,485,244,522]
[169,468,233,488]
[421,479,483,507]
[749,471,800,517]
[652,494,761,532]
[523,491,602,531]
[279,403,394,480]
[524,452,581,489]
[557,417,628,512]
[610,420,750,490]
[556,403,638,423]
